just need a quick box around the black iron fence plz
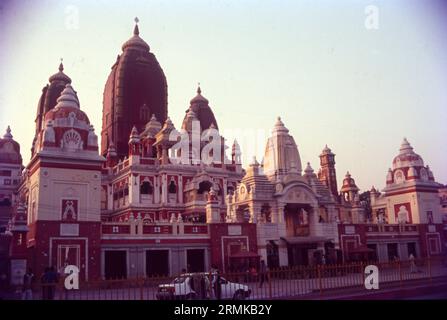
[11,256,447,300]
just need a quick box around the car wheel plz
[186,293,196,300]
[233,290,245,300]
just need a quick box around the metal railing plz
[12,256,447,300]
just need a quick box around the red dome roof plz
[34,62,72,145]
[121,23,150,51]
[340,172,359,192]
[392,138,424,170]
[0,126,22,165]
[44,84,90,124]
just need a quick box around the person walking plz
[41,267,50,300]
[409,254,417,273]
[212,269,222,300]
[192,274,201,299]
[22,268,35,300]
[46,266,59,300]
[259,260,267,288]
[200,275,207,300]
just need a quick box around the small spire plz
[304,162,314,175]
[400,137,413,153]
[275,116,283,125]
[164,117,173,126]
[197,82,201,95]
[133,17,140,35]
[322,144,332,154]
[273,116,288,133]
[107,140,117,157]
[232,139,240,154]
[55,83,79,109]
[3,126,12,139]
[250,156,259,166]
[59,58,64,72]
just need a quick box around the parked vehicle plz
[156,272,251,300]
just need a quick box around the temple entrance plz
[104,250,127,279]
[266,241,279,269]
[387,243,399,261]
[146,250,169,277]
[287,243,317,266]
[186,249,205,272]
[407,242,417,257]
[367,244,378,261]
[284,203,312,237]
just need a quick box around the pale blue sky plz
[0,0,446,191]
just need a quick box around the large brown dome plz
[33,62,72,153]
[101,21,168,159]
[181,86,218,132]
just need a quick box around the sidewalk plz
[305,276,447,300]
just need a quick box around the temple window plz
[394,170,405,184]
[168,180,177,193]
[261,203,272,223]
[140,181,153,194]
[198,181,212,194]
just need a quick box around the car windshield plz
[172,276,187,284]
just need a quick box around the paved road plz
[404,292,447,299]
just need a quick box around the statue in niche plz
[397,205,409,232]
[298,208,308,225]
[62,200,77,221]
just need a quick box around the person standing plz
[200,276,207,300]
[409,254,417,273]
[22,268,35,300]
[212,269,222,300]
[259,260,267,288]
[41,267,50,300]
[192,274,201,299]
[46,266,59,300]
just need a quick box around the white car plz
[156,272,251,300]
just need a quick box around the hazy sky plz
[0,0,446,192]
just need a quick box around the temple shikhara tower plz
[101,19,168,159]
[1,20,446,282]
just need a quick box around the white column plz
[154,176,160,204]
[249,202,259,223]
[161,174,167,204]
[178,175,183,204]
[222,178,228,202]
[276,203,286,238]
[309,204,323,236]
[129,174,139,205]
[278,245,289,267]
[107,184,113,210]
